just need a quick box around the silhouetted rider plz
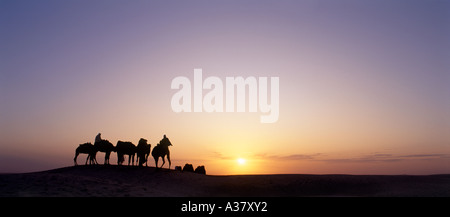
[95,133,102,143]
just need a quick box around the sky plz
[1,0,449,174]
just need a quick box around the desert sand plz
[1,165,449,197]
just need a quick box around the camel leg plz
[85,155,89,165]
[118,154,122,165]
[160,157,165,168]
[138,155,143,166]
[92,153,98,165]
[90,152,95,165]
[74,152,79,166]
[139,154,143,166]
[167,154,171,169]
[105,152,111,165]
[90,153,96,165]
[154,156,159,168]
[87,154,92,165]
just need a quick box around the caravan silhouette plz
[74,134,173,169]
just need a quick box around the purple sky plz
[1,0,449,174]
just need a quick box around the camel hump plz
[76,142,95,153]
[195,165,206,175]
[94,139,115,152]
[116,141,136,149]
[117,140,130,145]
[151,145,160,156]
[183,163,194,172]
[79,142,93,147]
[137,139,149,149]
[138,138,148,145]
[95,139,111,146]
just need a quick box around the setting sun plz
[237,158,246,165]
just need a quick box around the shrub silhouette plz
[116,141,137,166]
[194,165,206,175]
[94,139,115,165]
[136,138,151,166]
[74,142,97,165]
[151,135,173,169]
[183,163,194,172]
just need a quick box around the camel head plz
[138,138,148,145]
[164,137,173,146]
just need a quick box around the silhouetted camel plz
[151,135,172,169]
[94,139,115,165]
[116,141,137,166]
[74,142,97,165]
[136,138,151,166]
[195,165,206,175]
[182,163,194,172]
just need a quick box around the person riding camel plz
[95,133,102,143]
[160,134,173,148]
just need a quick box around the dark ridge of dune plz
[0,165,449,197]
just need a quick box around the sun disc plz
[237,158,246,165]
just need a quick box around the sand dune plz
[1,165,449,197]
